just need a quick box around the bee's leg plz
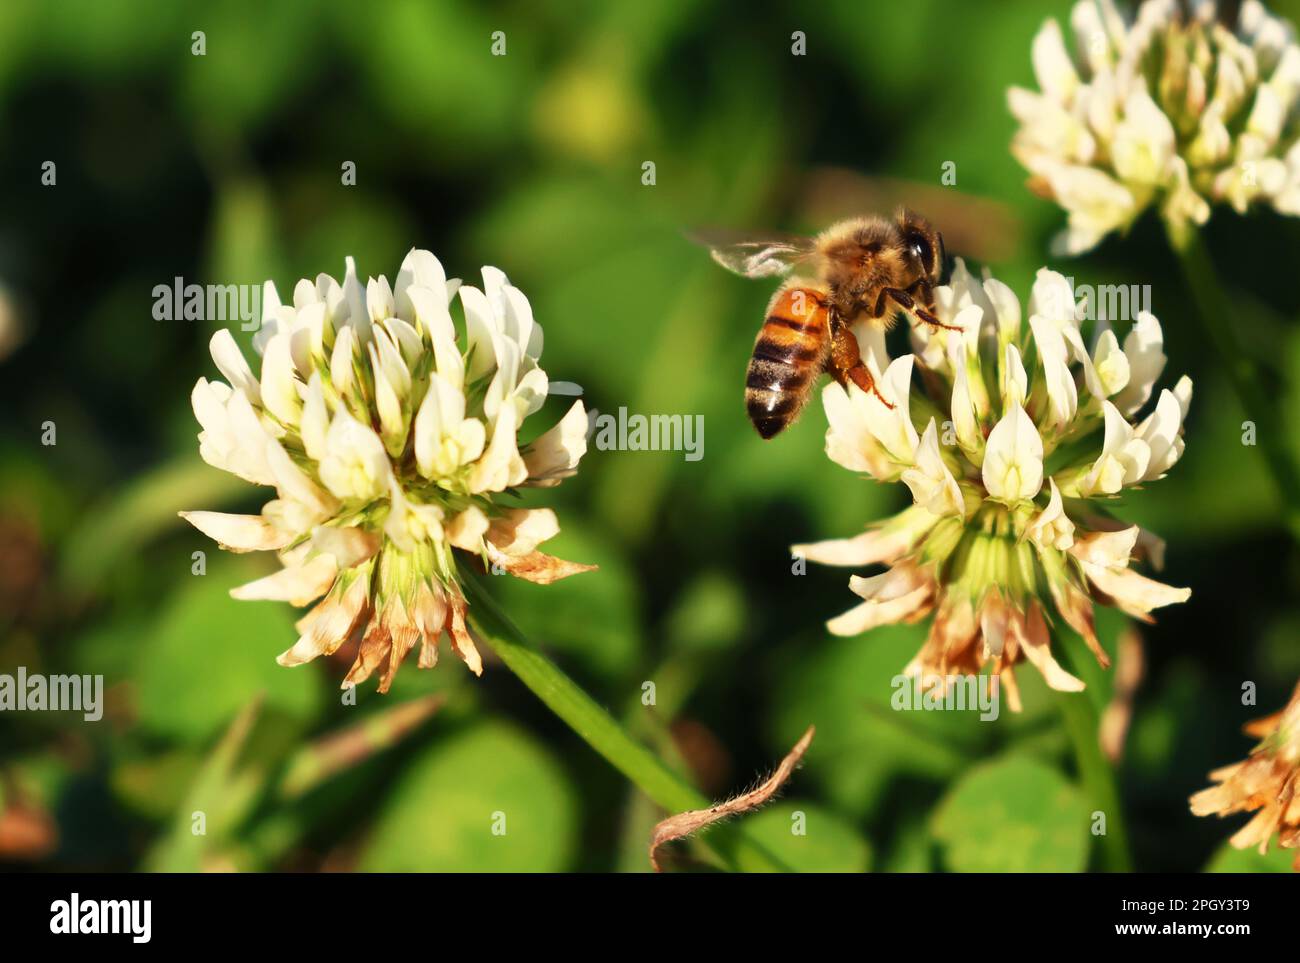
[878,286,960,331]
[829,322,894,409]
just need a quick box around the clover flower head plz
[1009,0,1300,253]
[182,250,593,691]
[793,260,1192,710]
[1191,680,1300,869]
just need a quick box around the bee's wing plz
[690,230,819,279]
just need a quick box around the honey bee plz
[703,209,956,439]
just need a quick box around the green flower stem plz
[1055,688,1133,873]
[463,575,790,872]
[1168,227,1300,538]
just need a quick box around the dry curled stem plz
[648,725,815,872]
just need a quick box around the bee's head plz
[896,209,945,287]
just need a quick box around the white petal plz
[1081,562,1191,615]
[1090,328,1130,398]
[292,277,319,309]
[1172,375,1193,420]
[342,256,371,341]
[487,508,560,556]
[191,377,230,438]
[382,317,424,369]
[330,325,358,398]
[822,382,893,478]
[1028,268,1079,326]
[252,280,283,356]
[502,285,539,360]
[265,438,338,517]
[513,366,549,419]
[231,554,337,605]
[383,477,443,552]
[947,339,984,464]
[311,524,380,568]
[366,275,395,324]
[983,277,1022,344]
[1029,314,1077,431]
[209,330,261,404]
[1026,477,1074,551]
[198,388,276,485]
[827,589,930,635]
[300,373,330,462]
[900,419,964,517]
[1136,388,1186,480]
[467,402,523,493]
[446,506,490,552]
[1001,343,1029,409]
[179,510,290,552]
[460,285,500,383]
[1112,90,1176,185]
[372,357,407,456]
[524,401,588,486]
[792,508,939,567]
[1082,401,1150,494]
[827,568,931,635]
[1070,526,1139,568]
[982,404,1044,502]
[1113,311,1165,416]
[862,354,919,463]
[1032,18,1080,100]
[1042,164,1136,255]
[1015,606,1086,692]
[318,411,392,501]
[395,249,448,320]
[260,333,303,426]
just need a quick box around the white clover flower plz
[1009,0,1300,253]
[182,250,593,692]
[793,261,1191,709]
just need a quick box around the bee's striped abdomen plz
[744,285,829,439]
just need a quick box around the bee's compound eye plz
[907,233,933,273]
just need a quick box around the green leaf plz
[734,801,871,873]
[931,755,1090,872]
[134,557,324,742]
[357,721,576,872]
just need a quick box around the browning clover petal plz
[1191,681,1300,869]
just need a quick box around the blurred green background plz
[3,0,1300,873]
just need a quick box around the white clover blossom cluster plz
[1010,0,1300,254]
[794,261,1192,709]
[182,250,593,692]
